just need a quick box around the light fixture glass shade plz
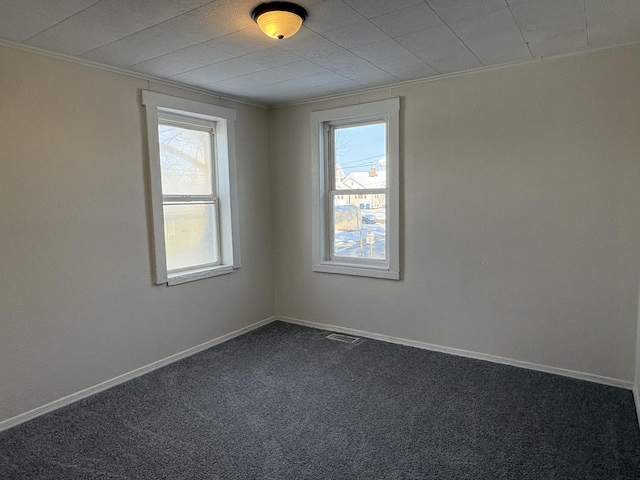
[255,9,303,39]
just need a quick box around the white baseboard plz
[277,316,634,390]
[0,316,276,433]
[634,386,640,429]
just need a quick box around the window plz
[311,98,400,280]
[142,91,240,285]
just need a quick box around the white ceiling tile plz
[128,44,233,77]
[276,60,329,78]
[322,19,389,49]
[213,69,298,89]
[586,0,640,48]
[305,0,365,33]
[519,12,586,43]
[463,28,526,51]
[351,39,439,80]
[279,28,344,58]
[0,0,99,42]
[80,27,196,68]
[98,0,212,24]
[527,29,588,57]
[199,0,260,30]
[398,28,480,70]
[391,61,440,81]
[225,71,353,102]
[370,4,443,38]
[206,31,272,56]
[428,0,510,24]
[430,52,483,74]
[277,70,351,88]
[241,48,303,67]
[396,25,461,52]
[472,42,532,65]
[510,0,585,28]
[24,2,171,55]
[311,50,370,70]
[449,8,521,42]
[331,62,399,87]
[157,4,237,43]
[350,38,421,66]
[292,79,364,99]
[170,57,267,85]
[342,0,425,19]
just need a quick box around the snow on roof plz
[342,170,386,189]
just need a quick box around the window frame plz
[142,91,241,286]
[311,98,400,280]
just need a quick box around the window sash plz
[158,119,217,198]
[162,198,222,273]
[326,119,389,265]
[158,118,220,273]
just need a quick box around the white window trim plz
[142,91,241,285]
[311,98,400,280]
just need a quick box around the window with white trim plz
[142,91,240,286]
[311,98,400,280]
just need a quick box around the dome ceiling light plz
[251,2,308,40]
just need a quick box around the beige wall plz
[270,45,640,382]
[1,42,639,425]
[0,45,274,423]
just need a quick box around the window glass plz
[333,195,386,260]
[334,122,386,189]
[159,124,212,196]
[163,203,219,271]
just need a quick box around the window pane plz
[159,124,213,196]
[334,122,386,190]
[163,203,219,271]
[333,195,386,260]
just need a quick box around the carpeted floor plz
[1,321,639,479]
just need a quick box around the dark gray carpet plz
[1,321,639,479]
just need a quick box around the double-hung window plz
[142,91,240,285]
[311,98,400,280]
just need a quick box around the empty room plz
[1,0,640,478]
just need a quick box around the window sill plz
[167,265,235,286]
[313,262,400,280]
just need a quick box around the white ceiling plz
[1,0,639,106]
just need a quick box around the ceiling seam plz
[424,0,484,67]
[78,2,218,59]
[506,1,534,58]
[22,0,103,43]
[306,1,403,85]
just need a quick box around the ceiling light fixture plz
[251,2,308,40]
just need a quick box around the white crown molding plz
[0,317,277,433]
[277,316,634,390]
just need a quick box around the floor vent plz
[326,333,359,344]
